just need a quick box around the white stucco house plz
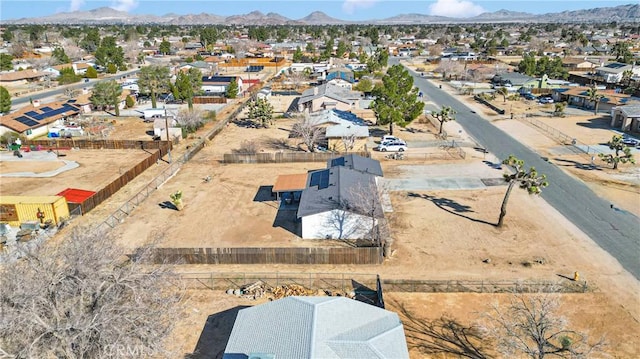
[297,155,384,240]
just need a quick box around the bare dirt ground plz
[0,148,154,196]
[4,76,639,357]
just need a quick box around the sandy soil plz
[4,75,638,357]
[0,148,155,196]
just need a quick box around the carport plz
[272,173,308,207]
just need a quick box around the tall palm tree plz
[138,65,170,108]
[586,85,604,115]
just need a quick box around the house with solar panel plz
[595,62,639,84]
[222,296,409,359]
[297,155,384,240]
[0,100,81,139]
[201,76,243,96]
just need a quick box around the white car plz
[378,141,407,152]
[381,135,404,146]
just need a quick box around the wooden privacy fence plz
[74,150,162,215]
[146,247,384,265]
[193,96,227,104]
[178,272,589,294]
[22,139,173,152]
[223,151,371,164]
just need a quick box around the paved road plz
[11,69,141,106]
[393,59,640,279]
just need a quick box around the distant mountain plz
[298,11,346,25]
[2,4,638,25]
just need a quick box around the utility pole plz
[164,106,172,163]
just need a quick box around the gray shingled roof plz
[299,83,363,105]
[297,166,383,219]
[327,155,383,177]
[223,296,409,359]
[620,105,640,117]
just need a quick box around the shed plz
[0,196,70,227]
[57,188,96,215]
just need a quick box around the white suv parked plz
[378,141,408,152]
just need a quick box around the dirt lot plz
[0,148,154,196]
[4,75,638,357]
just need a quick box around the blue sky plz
[0,0,635,21]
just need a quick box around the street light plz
[164,106,172,163]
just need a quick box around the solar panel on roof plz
[67,99,76,103]
[309,171,323,187]
[319,170,330,189]
[331,157,345,167]
[25,111,40,117]
[40,106,53,111]
[606,63,626,69]
[15,116,39,127]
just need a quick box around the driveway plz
[382,162,506,191]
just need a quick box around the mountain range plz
[2,4,639,25]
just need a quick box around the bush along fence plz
[178,271,590,294]
[223,151,371,164]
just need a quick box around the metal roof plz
[223,296,409,359]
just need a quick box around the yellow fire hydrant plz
[573,271,580,281]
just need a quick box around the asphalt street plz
[394,59,640,279]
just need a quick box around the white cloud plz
[429,0,485,18]
[111,0,139,12]
[69,0,85,12]
[342,0,378,15]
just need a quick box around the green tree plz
[372,64,424,135]
[95,36,125,68]
[51,47,70,64]
[106,63,117,74]
[434,106,456,135]
[225,78,239,99]
[1,28,13,42]
[0,86,11,114]
[586,85,604,115]
[498,155,548,227]
[125,95,135,108]
[518,53,537,76]
[85,66,98,79]
[159,39,171,55]
[79,27,101,52]
[90,80,122,116]
[612,41,632,63]
[171,68,202,110]
[0,54,13,71]
[336,40,348,58]
[57,67,81,85]
[138,65,171,108]
[293,46,304,63]
[199,27,218,48]
[247,97,274,128]
[598,135,636,170]
[353,77,374,93]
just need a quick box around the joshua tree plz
[598,135,636,170]
[170,190,184,211]
[498,155,548,227]
[586,85,604,115]
[434,106,456,135]
[554,102,567,117]
[496,86,508,103]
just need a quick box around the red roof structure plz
[57,188,96,204]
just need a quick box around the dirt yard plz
[4,78,638,357]
[0,148,154,196]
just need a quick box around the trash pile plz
[226,280,350,301]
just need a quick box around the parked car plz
[621,137,639,146]
[378,141,408,152]
[381,135,401,142]
[521,93,536,100]
[539,97,554,104]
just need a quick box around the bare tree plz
[437,60,465,81]
[290,113,325,152]
[340,134,356,152]
[175,108,205,134]
[481,290,607,359]
[0,228,184,359]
